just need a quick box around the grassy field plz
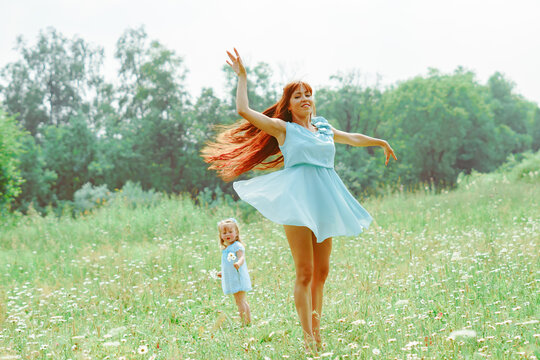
[0,173,538,359]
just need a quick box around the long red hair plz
[202,81,314,181]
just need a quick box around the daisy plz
[137,345,149,354]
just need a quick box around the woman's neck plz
[292,114,312,128]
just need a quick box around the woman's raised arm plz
[332,126,398,166]
[226,49,286,143]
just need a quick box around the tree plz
[487,72,533,157]
[41,114,97,202]
[0,27,103,137]
[0,109,25,214]
[114,26,190,193]
[380,69,497,188]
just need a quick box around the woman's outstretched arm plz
[332,127,398,166]
[226,49,286,143]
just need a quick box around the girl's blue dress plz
[221,241,252,295]
[233,116,372,242]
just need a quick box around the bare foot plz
[313,329,322,350]
[304,334,318,356]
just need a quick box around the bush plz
[509,150,540,182]
[113,181,163,208]
[73,183,112,214]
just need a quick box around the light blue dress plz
[221,241,252,295]
[233,116,372,242]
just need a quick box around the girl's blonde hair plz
[217,218,244,249]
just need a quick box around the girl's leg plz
[311,235,332,346]
[233,291,251,325]
[283,225,315,348]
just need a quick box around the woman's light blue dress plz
[233,116,372,242]
[221,241,252,295]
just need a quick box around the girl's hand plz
[226,48,246,77]
[233,262,240,270]
[217,271,222,278]
[382,141,397,166]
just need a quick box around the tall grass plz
[0,175,538,359]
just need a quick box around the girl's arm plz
[226,49,286,144]
[332,127,397,166]
[234,249,245,270]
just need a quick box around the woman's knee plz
[295,264,313,286]
[313,263,330,284]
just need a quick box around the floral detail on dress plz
[312,118,334,136]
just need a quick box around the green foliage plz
[41,114,97,201]
[73,182,112,213]
[1,27,540,214]
[12,134,58,213]
[113,181,163,208]
[504,151,540,182]
[0,109,25,213]
[0,27,103,136]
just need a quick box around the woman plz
[202,49,397,351]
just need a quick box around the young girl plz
[217,218,252,325]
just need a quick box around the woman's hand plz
[226,48,246,77]
[382,141,397,166]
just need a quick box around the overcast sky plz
[1,0,539,105]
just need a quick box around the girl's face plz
[288,84,314,118]
[220,224,238,246]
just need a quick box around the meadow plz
[0,171,538,359]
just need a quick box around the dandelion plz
[448,329,477,340]
[227,253,236,262]
[138,345,149,354]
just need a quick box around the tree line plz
[1,27,539,216]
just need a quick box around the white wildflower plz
[448,329,477,340]
[227,253,236,262]
[137,345,149,354]
[372,348,381,355]
[103,341,120,347]
[395,299,409,307]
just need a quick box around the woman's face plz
[288,84,314,118]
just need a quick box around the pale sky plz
[1,0,539,105]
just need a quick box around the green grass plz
[0,175,538,359]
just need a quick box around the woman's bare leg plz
[311,236,332,346]
[283,225,315,349]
